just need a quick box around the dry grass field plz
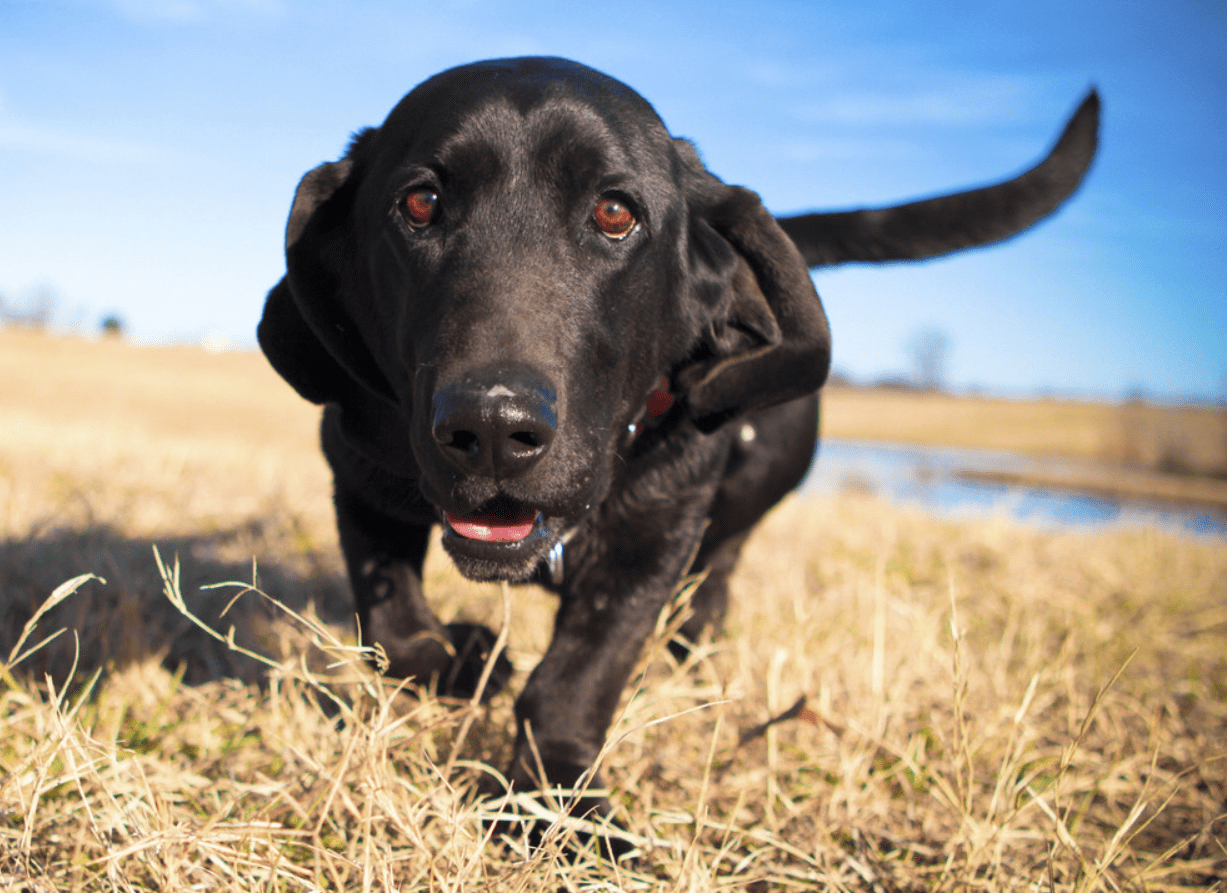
[2,329,1225,891]
[821,386,1227,477]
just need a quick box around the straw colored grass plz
[822,386,1227,478]
[2,330,1225,891]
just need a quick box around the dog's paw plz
[439,622,513,700]
[476,779,639,862]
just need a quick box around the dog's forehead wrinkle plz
[425,59,667,134]
[422,94,664,201]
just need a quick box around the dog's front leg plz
[506,506,711,819]
[334,484,512,699]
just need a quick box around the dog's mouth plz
[440,498,565,583]
[444,505,540,542]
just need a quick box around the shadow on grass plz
[0,519,353,687]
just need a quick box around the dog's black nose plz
[431,370,557,478]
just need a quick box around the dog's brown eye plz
[403,189,438,227]
[593,197,636,239]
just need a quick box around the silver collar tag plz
[545,526,579,586]
[547,540,565,586]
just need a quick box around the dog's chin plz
[440,512,562,583]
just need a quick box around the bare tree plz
[1221,372,1227,478]
[0,285,57,330]
[909,327,951,392]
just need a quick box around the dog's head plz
[259,57,830,580]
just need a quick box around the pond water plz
[800,438,1227,540]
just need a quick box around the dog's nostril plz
[509,431,541,449]
[446,430,480,453]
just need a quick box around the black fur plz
[258,57,1098,823]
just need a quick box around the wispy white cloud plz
[795,76,1054,128]
[740,57,849,90]
[44,0,286,24]
[119,0,284,21]
[0,91,166,163]
[778,135,916,163]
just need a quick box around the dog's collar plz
[550,376,672,587]
[626,375,673,439]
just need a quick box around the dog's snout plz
[431,372,557,478]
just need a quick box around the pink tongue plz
[446,508,538,542]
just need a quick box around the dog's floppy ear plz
[257,133,397,405]
[679,172,832,433]
[258,275,352,404]
[777,90,1099,267]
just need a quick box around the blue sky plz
[2,0,1224,403]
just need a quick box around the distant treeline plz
[0,288,124,337]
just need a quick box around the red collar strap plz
[646,375,674,417]
[627,375,673,440]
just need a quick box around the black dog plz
[259,57,1097,816]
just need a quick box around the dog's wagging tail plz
[258,56,1098,838]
